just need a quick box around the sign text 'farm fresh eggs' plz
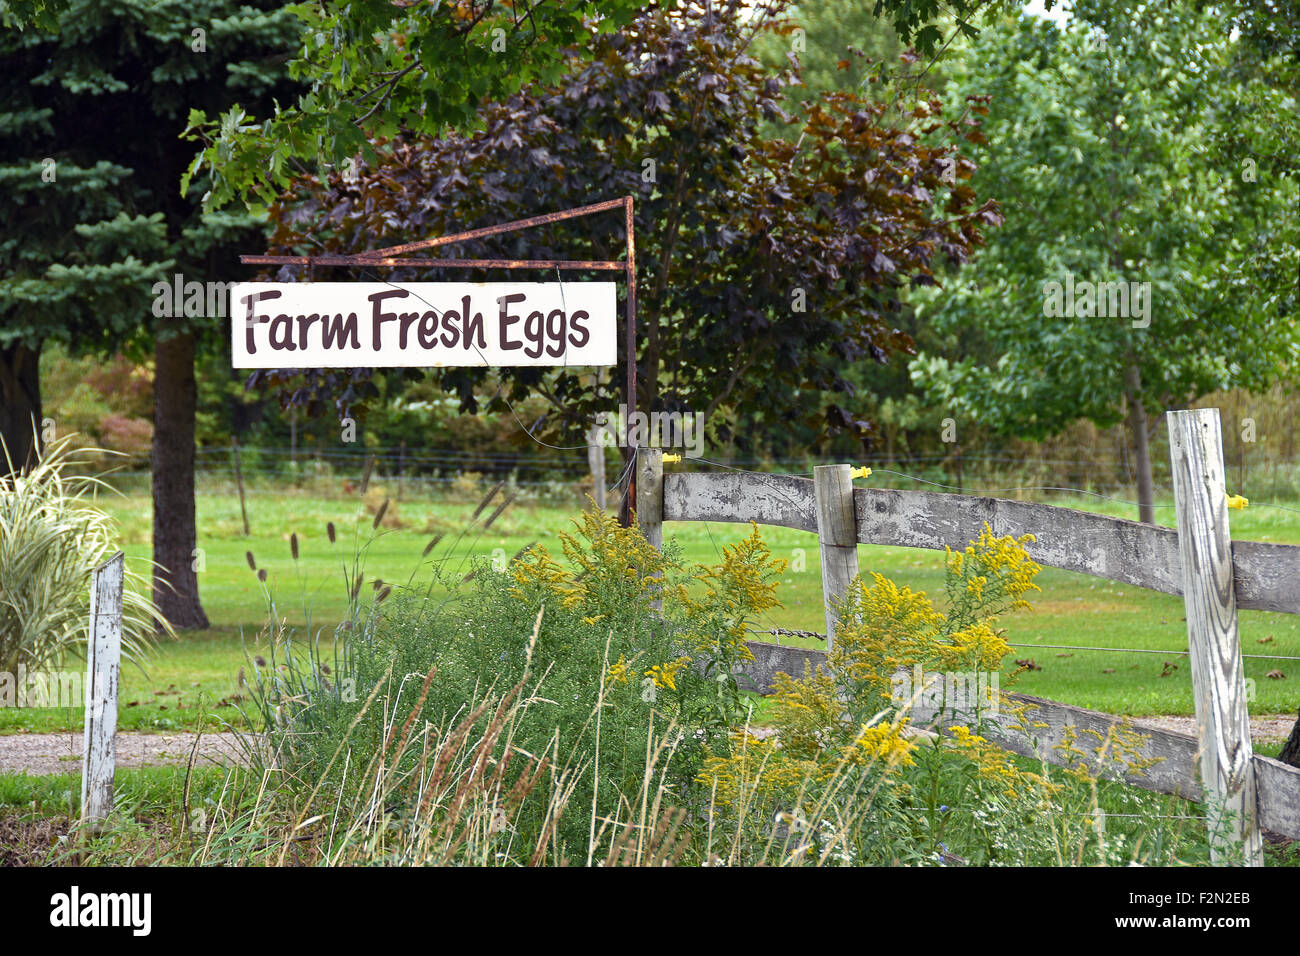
[231,282,617,368]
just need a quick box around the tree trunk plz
[0,342,42,475]
[152,329,209,630]
[1124,361,1155,524]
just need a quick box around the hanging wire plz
[1004,642,1300,662]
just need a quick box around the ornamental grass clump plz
[0,433,166,676]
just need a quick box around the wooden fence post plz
[231,437,250,536]
[636,447,664,612]
[1167,408,1263,865]
[81,551,124,828]
[636,447,663,550]
[588,419,608,511]
[814,464,859,654]
[397,439,406,501]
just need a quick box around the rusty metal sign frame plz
[240,195,639,519]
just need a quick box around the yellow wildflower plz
[644,656,691,691]
[606,654,630,686]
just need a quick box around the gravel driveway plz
[0,732,246,777]
[1130,714,1295,746]
[0,716,1293,777]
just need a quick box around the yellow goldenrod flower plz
[606,654,630,686]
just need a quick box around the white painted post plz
[81,551,124,828]
[1167,408,1263,865]
[814,464,859,654]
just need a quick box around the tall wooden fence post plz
[231,437,250,536]
[588,419,608,511]
[397,439,406,501]
[814,464,859,654]
[1167,408,1263,866]
[637,447,663,550]
[81,551,124,829]
[636,447,663,611]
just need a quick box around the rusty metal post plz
[620,196,638,527]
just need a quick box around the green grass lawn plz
[5,481,1299,735]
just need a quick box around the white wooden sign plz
[231,281,617,368]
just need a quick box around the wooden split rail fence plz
[635,408,1300,864]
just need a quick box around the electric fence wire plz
[1002,642,1300,662]
[742,625,1300,662]
[688,455,1300,522]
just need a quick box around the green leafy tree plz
[180,0,1022,212]
[910,1,1300,522]
[0,0,68,31]
[751,0,907,110]
[0,0,302,627]
[252,0,1000,467]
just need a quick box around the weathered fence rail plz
[663,473,1300,615]
[643,407,1300,859]
[733,639,1300,845]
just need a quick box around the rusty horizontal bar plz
[357,196,629,260]
[238,255,624,270]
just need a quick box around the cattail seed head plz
[422,533,444,558]
[327,521,336,544]
[246,551,256,570]
[472,481,504,520]
[482,493,516,531]
[372,498,389,530]
[290,533,299,560]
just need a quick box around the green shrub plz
[696,526,1214,866]
[232,513,1225,866]
[248,507,785,862]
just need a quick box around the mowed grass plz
[5,479,1299,735]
